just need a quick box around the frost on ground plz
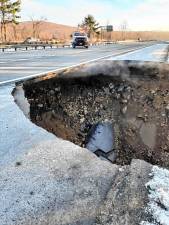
[141,222,156,225]
[142,166,169,225]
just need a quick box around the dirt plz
[22,61,169,168]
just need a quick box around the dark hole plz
[21,64,169,169]
[15,161,22,167]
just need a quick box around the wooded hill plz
[1,21,169,43]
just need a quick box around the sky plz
[21,0,169,31]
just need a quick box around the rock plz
[118,86,124,92]
[94,160,153,225]
[38,104,43,108]
[121,99,128,104]
[109,83,114,90]
[115,93,121,99]
[55,87,60,92]
[86,122,114,153]
[88,92,93,97]
[123,93,131,100]
[140,123,156,149]
[49,90,55,95]
[103,87,110,95]
[107,151,117,163]
[84,109,88,115]
[125,86,131,92]
[151,90,156,94]
[127,95,131,100]
[80,117,85,123]
[121,106,127,114]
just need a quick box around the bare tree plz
[19,25,30,41]
[120,20,128,41]
[30,16,47,39]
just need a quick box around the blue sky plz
[21,0,169,31]
[39,0,145,9]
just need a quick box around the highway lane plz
[0,42,155,83]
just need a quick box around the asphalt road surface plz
[0,42,156,83]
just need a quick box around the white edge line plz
[108,43,168,59]
[0,44,155,86]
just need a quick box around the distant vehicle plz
[72,32,89,48]
[24,37,41,44]
[73,32,86,37]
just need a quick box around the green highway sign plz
[107,25,113,32]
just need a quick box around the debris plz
[86,122,114,154]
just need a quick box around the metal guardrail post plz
[0,42,117,52]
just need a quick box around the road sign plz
[107,25,113,32]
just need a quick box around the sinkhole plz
[15,60,169,168]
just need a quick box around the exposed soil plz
[22,61,169,168]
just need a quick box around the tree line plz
[0,0,21,42]
[0,0,101,44]
[78,14,100,41]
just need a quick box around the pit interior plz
[21,61,169,168]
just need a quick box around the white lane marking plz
[0,67,56,69]
[0,58,29,63]
[69,50,92,55]
[108,44,158,59]
[0,50,93,63]
[108,44,168,62]
[0,44,155,86]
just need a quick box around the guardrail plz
[0,43,72,52]
[0,42,117,52]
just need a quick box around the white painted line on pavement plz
[0,59,28,64]
[108,44,158,59]
[0,67,49,69]
[70,50,92,54]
